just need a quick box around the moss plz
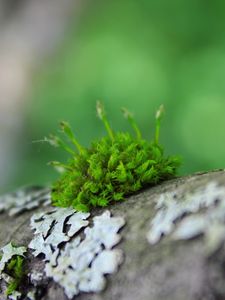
[4,255,25,296]
[46,102,181,212]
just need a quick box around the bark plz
[1,170,225,300]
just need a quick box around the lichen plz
[29,208,90,259]
[8,291,22,300]
[0,243,26,297]
[0,187,51,217]
[0,243,26,274]
[46,102,181,212]
[147,181,225,255]
[29,208,125,299]
[27,290,36,300]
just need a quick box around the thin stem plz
[155,120,160,145]
[60,121,84,154]
[155,104,164,145]
[122,108,142,139]
[45,135,75,155]
[96,101,115,141]
[48,161,73,171]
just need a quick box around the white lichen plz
[28,234,53,259]
[147,181,225,254]
[0,243,26,274]
[0,243,26,300]
[29,209,125,299]
[0,187,51,216]
[29,272,44,284]
[27,290,36,300]
[172,215,206,240]
[8,291,22,300]
[29,208,90,259]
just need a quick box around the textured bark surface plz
[1,170,225,300]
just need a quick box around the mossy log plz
[1,170,225,300]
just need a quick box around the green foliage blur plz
[14,0,225,188]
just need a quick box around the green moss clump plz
[47,102,181,212]
[4,255,25,296]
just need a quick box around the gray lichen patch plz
[8,291,22,300]
[27,290,36,300]
[0,243,26,299]
[8,290,35,300]
[147,181,225,255]
[0,243,26,274]
[29,208,90,259]
[29,209,125,299]
[0,187,51,217]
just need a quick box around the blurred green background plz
[1,0,225,193]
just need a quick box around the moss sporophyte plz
[46,102,181,212]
